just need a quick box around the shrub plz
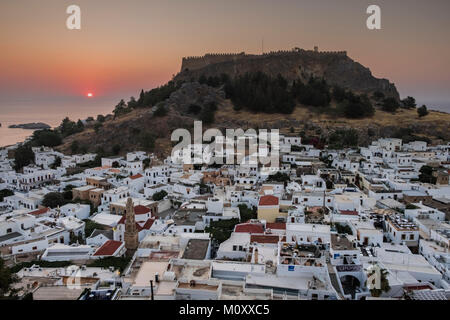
[381,98,400,112]
[417,105,429,117]
[42,192,66,208]
[0,189,14,202]
[14,144,34,171]
[187,104,202,115]
[401,96,416,109]
[140,132,155,151]
[31,130,62,147]
[152,190,168,201]
[87,257,132,273]
[205,218,240,244]
[70,141,79,154]
[153,105,168,117]
[226,72,295,114]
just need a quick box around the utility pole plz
[150,280,154,300]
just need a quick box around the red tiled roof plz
[141,218,156,230]
[250,234,280,244]
[235,223,264,234]
[118,215,144,231]
[130,174,143,180]
[266,222,286,230]
[258,195,279,206]
[28,207,50,216]
[339,210,359,216]
[93,240,123,256]
[134,205,151,215]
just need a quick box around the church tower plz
[124,197,139,252]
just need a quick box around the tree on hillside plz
[127,96,138,109]
[381,98,400,112]
[417,105,429,117]
[113,99,130,117]
[153,105,168,117]
[31,130,62,147]
[94,122,102,133]
[292,76,331,107]
[70,141,79,154]
[402,96,416,109]
[140,132,155,151]
[59,117,84,137]
[340,92,374,119]
[226,72,295,114]
[137,89,145,106]
[332,86,347,103]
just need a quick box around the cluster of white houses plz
[0,135,449,300]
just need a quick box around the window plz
[401,234,406,240]
[6,228,12,233]
[409,234,414,240]
[233,245,237,251]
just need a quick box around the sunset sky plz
[1,0,450,115]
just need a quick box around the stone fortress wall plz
[181,47,347,72]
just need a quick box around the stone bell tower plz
[124,197,139,252]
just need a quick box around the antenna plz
[261,38,264,54]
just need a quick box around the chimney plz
[254,248,259,264]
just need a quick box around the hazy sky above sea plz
[1,0,450,115]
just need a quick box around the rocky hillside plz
[56,80,449,158]
[176,49,399,99]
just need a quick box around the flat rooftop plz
[133,261,169,287]
[331,234,354,251]
[181,239,209,260]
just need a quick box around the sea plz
[0,100,116,147]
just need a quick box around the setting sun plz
[87,92,93,97]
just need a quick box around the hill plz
[55,81,450,158]
[175,48,399,100]
[53,48,448,157]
